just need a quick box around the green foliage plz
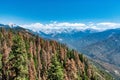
[9,35,28,80]
[0,32,2,39]
[40,50,46,74]
[79,54,84,63]
[47,54,64,80]
[33,56,38,70]
[83,73,89,80]
[91,63,114,80]
[25,40,30,51]
[0,53,2,77]
[67,49,75,59]
[63,56,67,67]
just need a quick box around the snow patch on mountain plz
[1,22,120,34]
[20,22,120,34]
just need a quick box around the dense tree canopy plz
[0,27,113,80]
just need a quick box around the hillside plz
[81,33,120,66]
[80,33,120,79]
[0,27,113,80]
[36,27,120,79]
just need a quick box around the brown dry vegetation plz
[0,27,113,80]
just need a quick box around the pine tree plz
[47,54,64,80]
[9,35,28,80]
[0,53,2,78]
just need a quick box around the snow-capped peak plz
[8,23,17,28]
[20,22,120,34]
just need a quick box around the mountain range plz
[1,23,120,79]
[0,24,113,80]
[25,25,120,79]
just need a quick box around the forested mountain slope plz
[0,27,113,80]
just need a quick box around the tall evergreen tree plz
[9,35,28,80]
[0,53,2,79]
[47,54,64,80]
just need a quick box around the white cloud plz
[20,22,120,33]
[97,22,120,27]
[96,22,120,30]
[21,22,87,32]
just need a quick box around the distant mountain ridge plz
[81,33,120,65]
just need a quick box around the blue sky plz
[0,0,120,24]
